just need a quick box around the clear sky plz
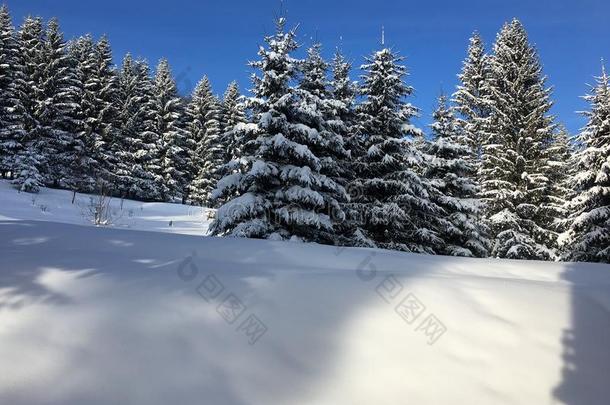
[4,0,609,134]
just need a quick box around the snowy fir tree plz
[328,48,360,244]
[425,94,489,257]
[481,19,557,260]
[67,35,97,191]
[12,16,45,192]
[561,65,610,263]
[0,5,25,179]
[114,54,161,199]
[329,49,358,158]
[297,43,349,178]
[539,126,574,239]
[452,32,490,166]
[210,18,347,243]
[133,59,164,200]
[187,76,224,206]
[38,18,84,190]
[151,58,188,201]
[219,81,247,163]
[295,42,349,225]
[350,46,439,252]
[114,53,141,196]
[70,35,120,192]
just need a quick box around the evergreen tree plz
[329,49,357,157]
[351,46,439,252]
[329,49,360,244]
[12,16,45,192]
[71,35,119,192]
[151,58,188,201]
[114,54,161,199]
[219,81,246,163]
[187,76,223,206]
[210,18,347,243]
[562,65,610,263]
[133,59,164,200]
[39,18,84,189]
[452,32,490,166]
[92,36,120,190]
[68,35,97,191]
[294,42,349,242]
[540,126,574,240]
[481,19,557,260]
[0,5,25,179]
[425,94,489,257]
[114,53,139,195]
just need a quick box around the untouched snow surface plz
[1,184,610,404]
[0,180,213,235]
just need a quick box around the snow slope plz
[0,180,213,235]
[0,185,609,404]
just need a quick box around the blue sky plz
[5,0,609,134]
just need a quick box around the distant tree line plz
[0,6,607,263]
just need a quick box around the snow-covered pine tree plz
[132,58,164,200]
[210,18,347,243]
[187,76,224,206]
[329,49,358,158]
[539,126,574,241]
[481,19,557,260]
[294,42,349,243]
[351,46,439,252]
[219,81,246,163]
[151,58,188,201]
[114,53,139,195]
[425,94,489,257]
[68,35,97,191]
[0,5,25,179]
[561,64,610,263]
[114,53,163,199]
[329,48,360,245]
[39,18,84,190]
[452,32,490,166]
[12,16,45,192]
[70,35,120,193]
[92,36,120,191]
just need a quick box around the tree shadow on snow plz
[553,261,610,405]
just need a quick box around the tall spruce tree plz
[133,59,164,200]
[187,76,223,206]
[351,46,440,252]
[425,94,489,257]
[114,54,162,199]
[70,35,119,192]
[0,5,25,179]
[329,49,360,245]
[12,16,45,192]
[295,42,349,238]
[210,18,346,243]
[39,18,84,189]
[151,58,188,201]
[540,126,574,240]
[481,19,557,260]
[219,81,246,163]
[68,35,97,191]
[562,65,610,263]
[452,32,490,166]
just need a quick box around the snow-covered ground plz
[0,182,609,404]
[0,180,213,235]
